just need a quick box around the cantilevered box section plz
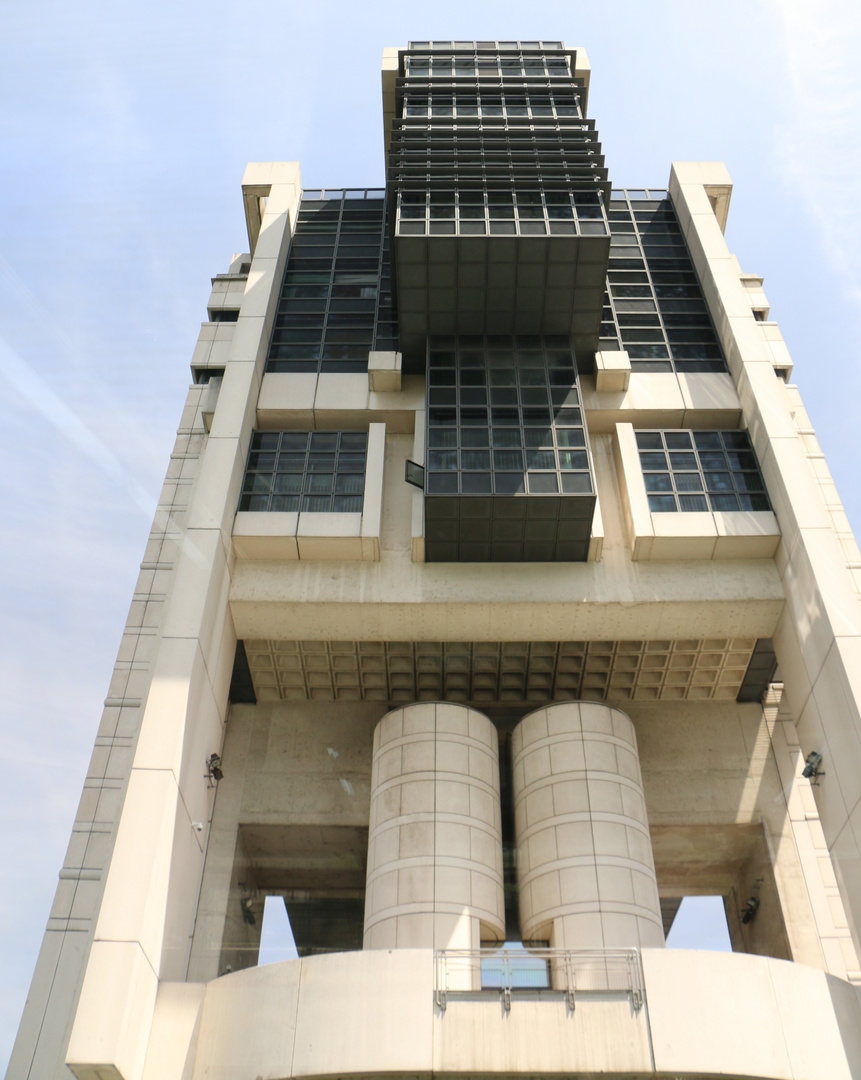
[386,42,612,368]
[423,334,596,560]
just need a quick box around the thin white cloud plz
[0,335,157,519]
[766,0,861,305]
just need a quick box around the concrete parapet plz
[128,947,861,1080]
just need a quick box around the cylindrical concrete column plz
[513,701,664,949]
[364,702,505,951]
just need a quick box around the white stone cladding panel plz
[786,383,861,601]
[671,162,861,958]
[513,701,664,949]
[363,703,505,950]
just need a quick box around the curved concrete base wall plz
[363,702,505,949]
[513,702,664,948]
[130,949,861,1080]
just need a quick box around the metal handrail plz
[434,947,644,1012]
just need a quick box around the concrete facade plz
[7,40,861,1080]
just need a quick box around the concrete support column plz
[363,702,505,950]
[513,701,664,949]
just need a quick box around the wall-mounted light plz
[740,877,763,925]
[205,753,223,786]
[741,895,760,924]
[240,896,256,926]
[802,751,824,783]
[238,882,256,926]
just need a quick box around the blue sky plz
[0,0,858,1069]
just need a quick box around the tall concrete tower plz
[8,41,861,1080]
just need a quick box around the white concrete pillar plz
[513,701,664,949]
[363,702,505,950]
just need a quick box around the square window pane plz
[308,453,337,472]
[253,432,280,451]
[270,495,300,512]
[558,450,588,470]
[669,452,698,470]
[560,473,592,494]
[635,432,663,450]
[336,474,365,494]
[273,474,302,494]
[244,473,272,494]
[519,368,547,386]
[276,453,307,473]
[429,388,457,405]
[494,472,526,494]
[734,472,765,493]
[522,409,552,427]
[241,493,268,511]
[306,473,334,494]
[528,473,559,493]
[726,451,757,470]
[640,451,668,470]
[429,429,458,448]
[722,431,752,449]
[644,473,672,493]
[526,450,555,470]
[524,427,553,448]
[280,432,309,451]
[494,449,524,470]
[555,428,585,448]
[704,471,733,492]
[248,452,276,470]
[739,493,770,511]
[674,472,704,492]
[461,429,490,448]
[693,431,722,451]
[462,450,491,470]
[492,428,522,447]
[428,450,458,470]
[462,473,492,493]
[427,473,459,494]
[333,495,363,512]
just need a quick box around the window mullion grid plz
[631,217,670,360]
[320,202,341,361]
[663,431,707,513]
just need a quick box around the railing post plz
[435,950,447,1011]
[628,949,643,1011]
